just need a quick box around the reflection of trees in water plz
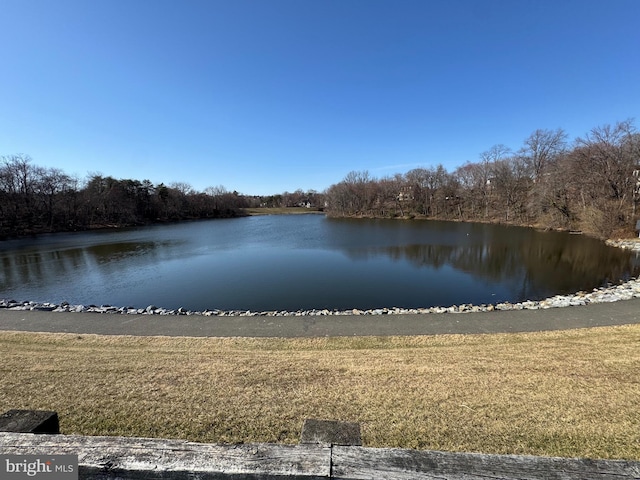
[345,236,640,302]
[518,237,640,293]
[84,242,160,264]
[0,241,166,289]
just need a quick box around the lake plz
[1,214,639,312]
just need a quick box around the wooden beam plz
[331,445,640,480]
[2,432,639,479]
[0,432,330,479]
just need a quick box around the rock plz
[2,256,640,318]
[32,304,56,311]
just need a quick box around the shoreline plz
[2,239,638,318]
[2,238,638,319]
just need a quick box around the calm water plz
[1,215,639,311]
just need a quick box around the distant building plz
[397,185,413,202]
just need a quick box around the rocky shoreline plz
[2,239,639,318]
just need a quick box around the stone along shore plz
[2,239,639,318]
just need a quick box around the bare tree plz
[37,167,72,229]
[0,154,39,231]
[491,156,531,222]
[169,181,195,195]
[325,182,351,216]
[571,119,638,236]
[521,128,568,181]
[343,170,374,215]
[480,145,512,218]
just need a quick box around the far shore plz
[244,206,325,215]
[248,206,640,242]
[3,205,638,242]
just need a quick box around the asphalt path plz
[1,298,639,337]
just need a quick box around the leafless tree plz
[570,120,638,236]
[491,156,531,222]
[520,128,568,181]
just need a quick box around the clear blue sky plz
[1,0,639,196]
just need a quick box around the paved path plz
[1,298,639,337]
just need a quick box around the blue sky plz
[1,0,639,196]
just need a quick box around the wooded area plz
[2,119,639,240]
[325,120,640,239]
[0,157,253,238]
[0,153,327,238]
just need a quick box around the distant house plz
[397,185,413,202]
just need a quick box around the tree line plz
[2,119,639,240]
[325,119,640,239]
[0,155,251,238]
[0,155,327,239]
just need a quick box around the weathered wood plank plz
[0,432,330,479]
[331,445,640,480]
[2,433,640,479]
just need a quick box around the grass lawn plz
[1,325,639,459]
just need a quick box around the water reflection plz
[348,237,637,302]
[0,241,174,294]
[1,215,638,310]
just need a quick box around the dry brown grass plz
[1,326,639,459]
